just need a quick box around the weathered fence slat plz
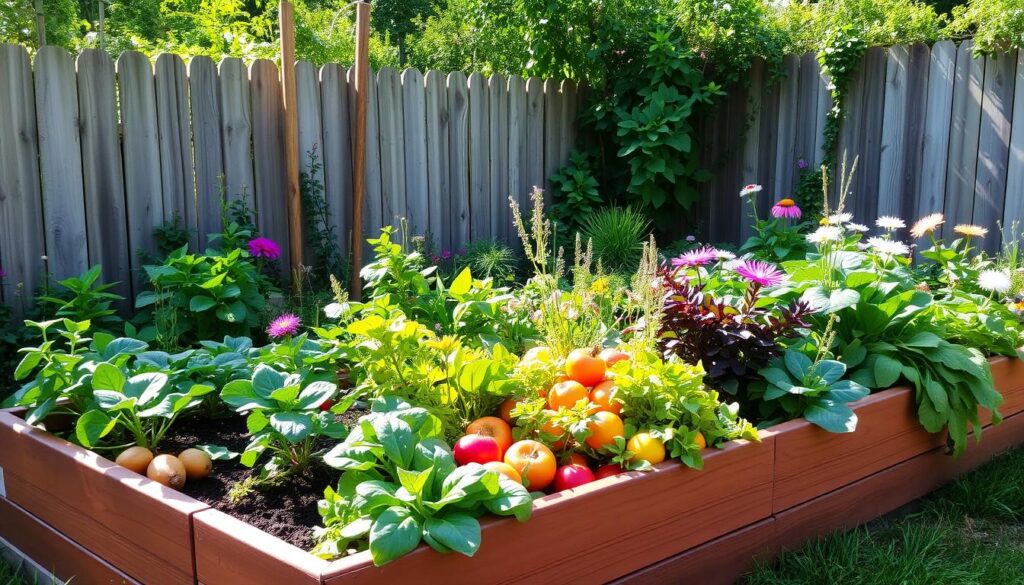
[295,60,326,265]
[774,55,800,198]
[218,58,256,206]
[945,41,985,236]
[189,56,225,241]
[524,77,546,206]
[918,41,956,219]
[424,70,449,250]
[878,45,910,219]
[489,74,510,241]
[507,75,527,249]
[35,46,88,280]
[250,59,290,271]
[542,78,562,204]
[78,49,131,301]
[319,64,352,259]
[448,71,470,250]
[155,53,198,250]
[401,68,429,237]
[974,50,1017,253]
[468,72,491,241]
[377,67,407,232]
[1003,51,1024,240]
[0,44,45,310]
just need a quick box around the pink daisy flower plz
[267,313,301,338]
[771,198,801,219]
[672,246,719,268]
[734,259,785,287]
[248,237,281,260]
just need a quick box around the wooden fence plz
[0,44,582,312]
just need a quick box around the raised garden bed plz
[2,355,1023,585]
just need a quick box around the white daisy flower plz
[739,184,763,198]
[910,213,945,239]
[866,237,910,257]
[876,216,906,231]
[825,212,853,225]
[978,269,1012,294]
[846,222,869,233]
[807,225,843,244]
[716,250,737,260]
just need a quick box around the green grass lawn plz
[743,447,1024,585]
[0,555,31,585]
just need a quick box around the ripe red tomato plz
[553,464,596,491]
[594,463,624,479]
[566,348,606,387]
[454,434,502,466]
[466,416,514,456]
[319,398,335,412]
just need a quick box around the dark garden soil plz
[161,409,363,550]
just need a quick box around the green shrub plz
[579,207,651,274]
[459,240,521,283]
[948,0,1024,55]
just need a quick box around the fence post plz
[280,0,303,292]
[351,1,370,301]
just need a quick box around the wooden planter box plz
[2,356,1023,585]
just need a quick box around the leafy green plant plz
[579,207,651,274]
[75,364,213,450]
[136,246,272,346]
[37,265,124,335]
[549,151,602,231]
[300,146,347,286]
[949,0,1024,54]
[457,240,521,283]
[152,212,192,257]
[754,349,869,432]
[221,365,347,476]
[316,398,532,565]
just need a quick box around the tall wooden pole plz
[34,0,45,46]
[350,1,370,300]
[280,0,303,293]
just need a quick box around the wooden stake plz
[280,0,303,293]
[34,0,45,46]
[350,1,371,301]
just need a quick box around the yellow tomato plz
[627,432,666,465]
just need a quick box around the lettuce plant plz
[316,398,532,565]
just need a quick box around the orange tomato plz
[588,380,622,415]
[499,398,518,424]
[586,411,625,451]
[483,461,523,484]
[694,431,707,450]
[565,348,606,387]
[599,348,631,368]
[466,416,514,456]
[539,410,567,450]
[565,452,589,467]
[504,440,557,490]
[548,380,589,411]
[627,432,666,465]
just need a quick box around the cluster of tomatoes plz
[452,346,677,493]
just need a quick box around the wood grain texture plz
[376,67,407,231]
[402,68,429,236]
[794,53,821,180]
[467,72,490,240]
[349,66,382,262]
[0,412,206,585]
[118,51,165,290]
[218,58,256,204]
[981,356,1024,424]
[251,59,291,271]
[609,519,777,585]
[919,41,956,218]
[34,46,88,280]
[447,71,470,249]
[321,437,774,585]
[295,60,326,263]
[0,44,45,310]
[771,386,945,513]
[507,75,527,249]
[945,41,985,236]
[319,64,352,259]
[974,49,1017,254]
[189,56,225,240]
[738,59,766,241]
[774,54,800,197]
[193,509,326,585]
[523,77,546,208]
[424,70,450,249]
[154,53,198,249]
[78,49,131,302]
[542,78,561,201]
[1003,50,1024,241]
[489,74,510,241]
[878,45,910,218]
[0,497,138,585]
[851,47,887,222]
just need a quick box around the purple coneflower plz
[771,198,801,220]
[734,259,786,288]
[672,246,718,268]
[248,237,281,260]
[267,313,301,338]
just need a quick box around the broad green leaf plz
[323,443,378,471]
[904,331,942,349]
[92,363,126,392]
[423,514,481,557]
[784,351,812,379]
[449,267,473,297]
[189,295,217,312]
[216,301,247,323]
[804,401,858,433]
[221,380,274,410]
[369,507,423,566]
[14,351,43,381]
[101,338,148,361]
[296,381,337,410]
[93,390,134,411]
[483,475,534,522]
[252,365,285,399]
[75,410,117,448]
[247,409,269,433]
[354,481,403,513]
[123,372,169,405]
[195,444,239,460]
[873,355,903,388]
[269,412,313,442]
[397,467,433,497]
[372,414,415,469]
[824,380,870,403]
[269,385,301,406]
[814,360,846,385]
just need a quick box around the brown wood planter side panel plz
[771,387,944,513]
[0,412,205,585]
[321,436,775,585]
[0,497,140,585]
[192,509,327,585]
[983,356,1024,425]
[775,410,1024,550]
[608,518,778,585]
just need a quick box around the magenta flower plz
[248,237,281,260]
[798,158,808,170]
[672,246,719,268]
[267,313,301,338]
[441,250,452,260]
[735,260,785,287]
[771,198,802,220]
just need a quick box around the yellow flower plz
[591,276,610,293]
[910,213,945,239]
[953,224,988,238]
